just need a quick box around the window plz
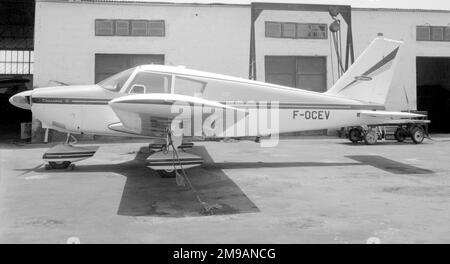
[97,67,136,91]
[416,26,431,41]
[95,19,165,37]
[265,56,326,92]
[129,85,145,94]
[131,20,148,36]
[115,20,130,36]
[0,50,34,74]
[127,72,171,94]
[417,26,450,42]
[266,22,327,39]
[282,23,296,38]
[148,21,165,36]
[431,27,444,41]
[265,22,282,38]
[174,76,206,97]
[296,23,311,38]
[95,20,114,36]
[308,24,327,39]
[446,27,450,41]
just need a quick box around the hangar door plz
[95,54,164,83]
[416,57,450,133]
[265,56,327,92]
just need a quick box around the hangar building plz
[1,0,450,141]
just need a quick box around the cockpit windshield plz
[97,67,136,91]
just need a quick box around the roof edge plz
[352,7,450,14]
[36,0,250,7]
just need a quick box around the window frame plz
[95,19,165,37]
[131,20,149,37]
[281,22,297,39]
[95,19,115,36]
[430,26,444,41]
[114,19,130,36]
[148,20,166,37]
[265,21,328,40]
[265,21,283,38]
[123,70,172,94]
[417,25,450,42]
[173,75,207,97]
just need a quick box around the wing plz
[108,93,247,137]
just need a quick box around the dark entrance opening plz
[0,76,32,140]
[416,57,450,133]
[0,0,35,141]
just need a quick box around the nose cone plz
[9,90,33,110]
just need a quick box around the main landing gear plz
[147,129,215,215]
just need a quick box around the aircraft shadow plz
[346,155,434,175]
[15,146,434,217]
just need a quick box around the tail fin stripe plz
[338,47,400,92]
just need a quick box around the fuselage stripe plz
[31,97,385,110]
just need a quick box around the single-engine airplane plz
[9,37,427,178]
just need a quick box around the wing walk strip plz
[43,151,96,159]
[31,97,385,110]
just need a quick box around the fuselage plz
[10,65,385,138]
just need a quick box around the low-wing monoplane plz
[9,37,427,179]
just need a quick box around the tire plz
[158,169,177,178]
[348,128,362,143]
[394,128,407,142]
[363,130,378,145]
[410,127,425,144]
[48,161,71,169]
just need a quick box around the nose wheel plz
[157,169,179,178]
[45,161,75,170]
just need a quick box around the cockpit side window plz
[97,67,136,91]
[126,72,171,94]
[174,76,206,97]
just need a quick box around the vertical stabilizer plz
[326,37,403,105]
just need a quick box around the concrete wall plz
[34,1,250,88]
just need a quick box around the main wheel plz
[48,161,71,169]
[363,130,378,145]
[394,128,407,142]
[348,128,362,143]
[410,127,425,144]
[157,169,178,178]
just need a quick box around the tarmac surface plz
[1,136,449,243]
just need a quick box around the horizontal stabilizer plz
[359,110,425,119]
